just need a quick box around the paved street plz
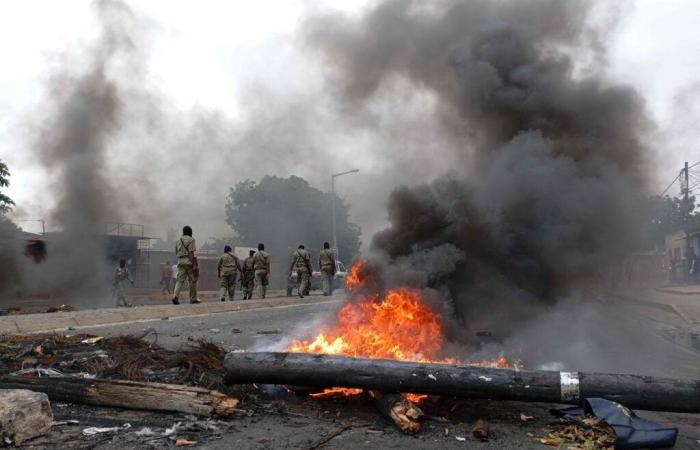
[68,294,344,351]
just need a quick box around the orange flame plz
[289,289,449,362]
[345,260,365,290]
[286,261,514,402]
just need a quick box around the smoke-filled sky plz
[1,0,700,247]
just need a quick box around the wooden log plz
[367,390,423,434]
[224,352,700,413]
[0,376,238,418]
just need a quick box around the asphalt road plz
[43,291,700,449]
[74,293,344,351]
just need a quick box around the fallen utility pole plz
[224,352,700,413]
[0,376,238,418]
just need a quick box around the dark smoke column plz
[31,0,141,301]
[304,0,652,315]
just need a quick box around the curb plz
[656,287,700,296]
[611,294,677,314]
[0,297,340,335]
[612,293,700,325]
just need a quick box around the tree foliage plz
[0,159,15,214]
[225,176,361,263]
[641,194,700,249]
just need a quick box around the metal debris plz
[82,423,131,435]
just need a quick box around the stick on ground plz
[302,424,353,450]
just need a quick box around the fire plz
[286,261,515,402]
[345,260,365,290]
[288,288,449,362]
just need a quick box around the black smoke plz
[21,0,140,302]
[304,0,652,331]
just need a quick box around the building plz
[664,228,700,284]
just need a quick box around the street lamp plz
[332,169,359,262]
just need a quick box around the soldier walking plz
[318,242,336,296]
[241,249,256,300]
[289,244,312,298]
[218,245,241,302]
[254,243,271,299]
[113,259,134,307]
[172,225,200,305]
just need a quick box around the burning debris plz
[285,260,517,406]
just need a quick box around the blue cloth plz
[553,398,677,449]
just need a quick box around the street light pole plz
[331,169,359,262]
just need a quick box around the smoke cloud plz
[302,0,654,339]
[2,0,657,342]
[15,0,141,302]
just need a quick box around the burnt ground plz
[5,292,700,449]
[20,394,700,449]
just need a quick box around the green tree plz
[225,176,361,264]
[0,159,15,214]
[0,160,20,297]
[641,194,700,249]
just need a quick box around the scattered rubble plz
[0,332,233,396]
[0,333,692,448]
[537,416,615,449]
[45,304,75,313]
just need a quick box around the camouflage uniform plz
[292,248,311,296]
[173,235,198,302]
[253,250,271,299]
[113,266,133,307]
[218,251,241,301]
[318,248,335,296]
[241,256,256,299]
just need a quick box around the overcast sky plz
[1,0,699,242]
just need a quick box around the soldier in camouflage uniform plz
[254,243,271,299]
[218,245,241,302]
[241,249,256,300]
[318,242,336,296]
[113,259,134,307]
[172,225,200,305]
[289,244,312,299]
